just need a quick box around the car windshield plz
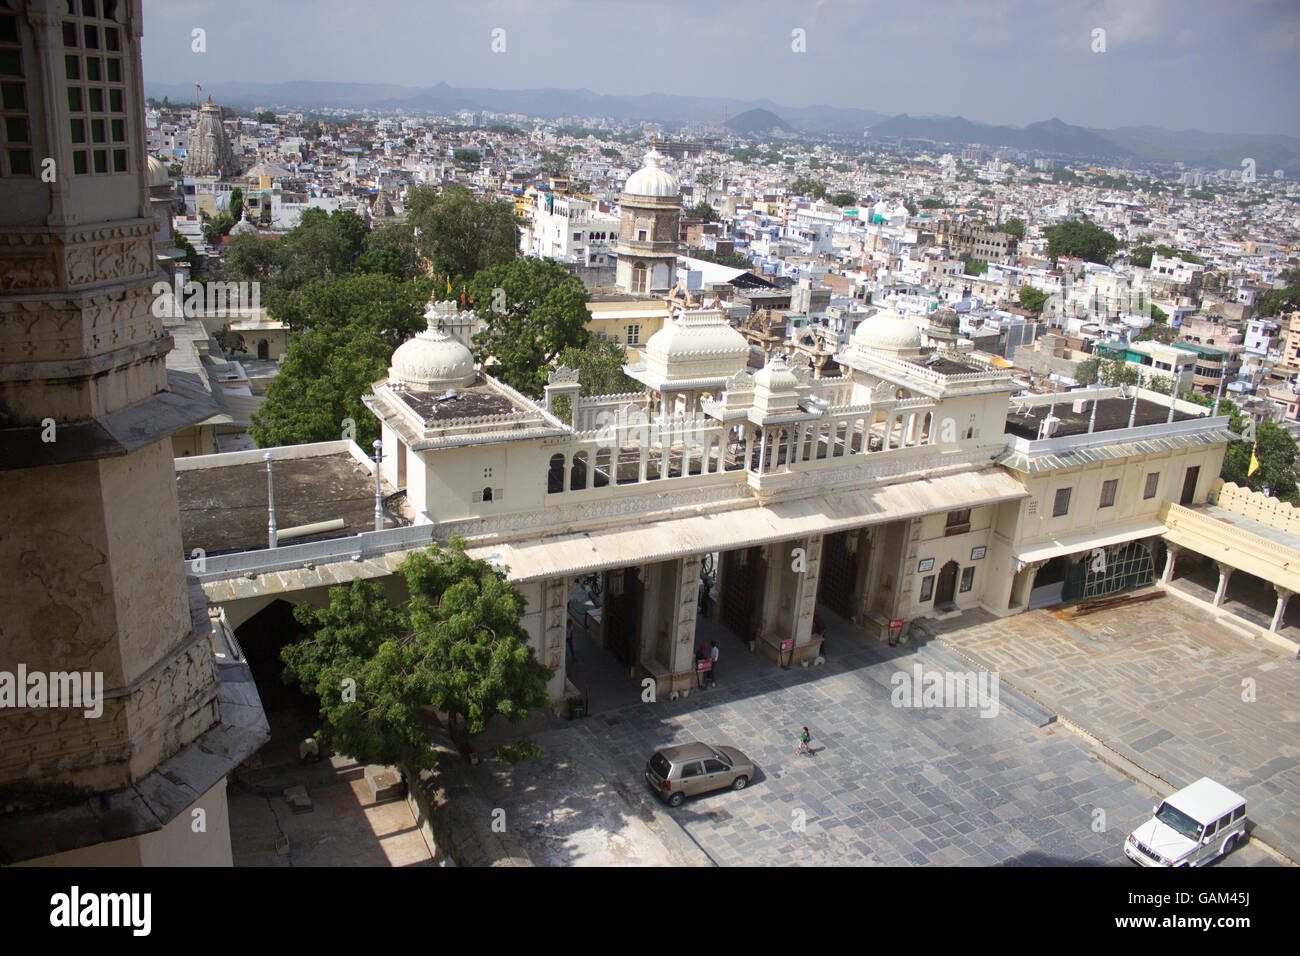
[709,747,732,767]
[649,753,671,778]
[1155,802,1203,840]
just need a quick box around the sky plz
[142,0,1300,137]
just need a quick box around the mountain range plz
[144,79,1300,174]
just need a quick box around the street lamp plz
[373,439,384,533]
[265,452,277,549]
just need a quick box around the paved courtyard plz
[921,590,1300,863]
[472,602,1281,866]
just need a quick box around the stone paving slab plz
[921,597,1300,863]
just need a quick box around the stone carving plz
[725,369,755,392]
[548,365,580,386]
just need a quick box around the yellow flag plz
[1248,442,1260,477]
[446,276,452,294]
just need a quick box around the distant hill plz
[143,78,1300,173]
[726,108,794,137]
[871,114,1129,160]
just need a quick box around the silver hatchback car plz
[645,742,755,808]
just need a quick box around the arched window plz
[482,486,493,502]
[570,450,588,491]
[632,262,648,293]
[547,453,566,494]
[594,448,611,487]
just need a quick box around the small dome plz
[644,308,749,382]
[930,307,959,331]
[229,211,258,235]
[753,354,799,393]
[852,295,923,353]
[147,154,170,188]
[623,148,679,199]
[389,315,476,389]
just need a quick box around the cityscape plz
[1,0,1298,898]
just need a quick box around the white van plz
[1125,777,1247,867]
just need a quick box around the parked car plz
[645,742,755,808]
[1124,777,1247,867]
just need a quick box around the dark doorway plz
[602,567,644,668]
[721,546,767,640]
[233,599,316,715]
[257,338,269,360]
[819,531,860,618]
[935,560,959,608]
[1180,466,1200,505]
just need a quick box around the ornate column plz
[1270,586,1293,633]
[1213,562,1235,607]
[757,427,769,474]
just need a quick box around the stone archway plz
[935,560,959,609]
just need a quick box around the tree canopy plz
[999,217,1025,239]
[282,538,552,767]
[1043,220,1120,264]
[467,258,592,398]
[689,200,719,223]
[1017,285,1049,314]
[248,273,432,448]
[406,185,520,284]
[1219,400,1299,504]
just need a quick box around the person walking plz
[795,726,812,756]
[709,641,719,687]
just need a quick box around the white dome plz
[623,148,679,198]
[852,295,923,353]
[147,154,169,188]
[645,308,749,382]
[389,316,476,389]
[229,211,258,235]
[753,354,799,392]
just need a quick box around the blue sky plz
[142,0,1300,136]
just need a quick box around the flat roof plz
[1005,397,1199,440]
[399,381,517,423]
[177,452,397,557]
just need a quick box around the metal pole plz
[1212,364,1225,417]
[373,439,384,533]
[1128,379,1140,428]
[265,452,277,549]
[1088,379,1100,433]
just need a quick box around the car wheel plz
[1221,834,1237,858]
[668,791,684,808]
[732,775,748,791]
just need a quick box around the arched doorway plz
[935,560,959,609]
[257,338,269,360]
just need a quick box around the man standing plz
[710,641,720,686]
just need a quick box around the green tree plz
[1018,285,1049,313]
[964,258,988,277]
[1074,358,1100,386]
[1043,220,1120,264]
[256,110,277,124]
[467,258,591,398]
[790,176,827,200]
[687,246,751,269]
[829,191,857,208]
[356,222,424,281]
[228,187,244,223]
[406,185,520,284]
[282,538,552,767]
[1100,358,1139,387]
[453,147,481,167]
[1257,277,1300,317]
[549,338,641,419]
[690,200,718,223]
[249,274,431,448]
[1219,403,1299,503]
[999,217,1025,239]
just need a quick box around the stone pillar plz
[1160,542,1181,584]
[1270,586,1293,633]
[670,555,702,691]
[543,577,568,700]
[1011,559,1047,609]
[794,424,807,463]
[792,535,823,656]
[1213,562,1234,607]
[757,428,769,474]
